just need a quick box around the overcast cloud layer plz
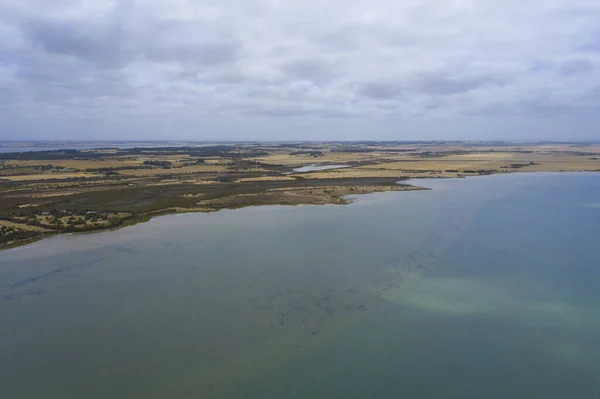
[1,0,599,140]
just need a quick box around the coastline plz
[3,140,600,251]
[0,181,427,251]
[3,169,599,252]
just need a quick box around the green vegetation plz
[143,160,173,168]
[0,145,270,161]
[501,162,539,169]
[0,225,43,247]
[290,150,325,157]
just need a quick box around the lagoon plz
[1,173,599,398]
[292,164,350,172]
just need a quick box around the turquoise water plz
[1,173,599,398]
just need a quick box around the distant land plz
[2,140,600,249]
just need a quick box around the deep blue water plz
[1,173,599,398]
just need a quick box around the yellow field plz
[30,191,79,198]
[0,220,49,231]
[359,160,496,171]
[123,164,228,176]
[236,176,298,182]
[146,179,219,186]
[299,169,407,179]
[251,151,379,165]
[440,152,514,159]
[1,172,98,181]
[4,159,142,169]
[3,154,197,170]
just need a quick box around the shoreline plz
[3,140,600,251]
[3,170,599,252]
[0,181,427,251]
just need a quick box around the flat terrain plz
[1,141,599,249]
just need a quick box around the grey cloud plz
[135,18,242,67]
[469,94,573,117]
[358,81,403,99]
[579,86,600,103]
[357,71,500,100]
[280,58,338,81]
[2,0,600,140]
[577,31,600,52]
[21,15,240,68]
[417,73,502,95]
[317,29,360,52]
[144,39,241,67]
[21,15,127,67]
[25,21,116,63]
[559,58,594,75]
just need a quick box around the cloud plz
[280,58,339,82]
[559,58,594,75]
[417,73,502,95]
[358,81,403,99]
[1,0,600,140]
[22,16,127,66]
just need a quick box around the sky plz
[0,0,599,141]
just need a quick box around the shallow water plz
[292,164,350,172]
[1,173,599,398]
